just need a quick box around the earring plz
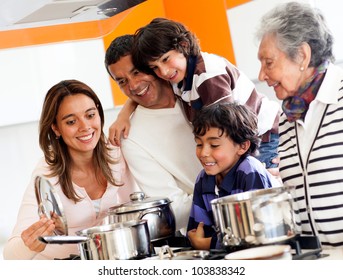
[300,66,304,71]
[55,135,60,140]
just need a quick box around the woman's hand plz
[21,215,55,253]
[187,222,211,250]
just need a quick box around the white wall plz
[0,39,114,126]
[0,121,40,245]
[0,38,118,258]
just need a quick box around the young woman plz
[3,80,136,259]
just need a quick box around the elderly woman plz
[256,1,343,248]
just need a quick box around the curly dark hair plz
[192,102,260,156]
[105,34,135,78]
[132,17,201,74]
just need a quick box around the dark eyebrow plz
[130,66,139,74]
[114,75,124,83]
[61,114,74,121]
[114,66,137,82]
[86,107,97,113]
[194,135,221,141]
[207,136,221,141]
[61,107,97,121]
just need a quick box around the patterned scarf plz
[282,60,329,122]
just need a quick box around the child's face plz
[195,127,249,178]
[148,50,187,84]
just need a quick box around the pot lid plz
[109,192,172,214]
[34,176,68,235]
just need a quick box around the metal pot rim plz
[211,185,295,205]
[108,192,172,214]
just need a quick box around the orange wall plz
[102,0,252,105]
[162,0,235,63]
[102,0,167,105]
[225,0,251,9]
[0,0,251,106]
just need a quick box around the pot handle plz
[38,235,89,244]
[158,245,175,259]
[138,207,162,219]
[222,228,241,246]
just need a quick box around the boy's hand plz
[187,222,211,250]
[108,118,131,146]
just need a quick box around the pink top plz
[3,147,138,260]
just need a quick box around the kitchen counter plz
[319,248,343,260]
[153,235,343,260]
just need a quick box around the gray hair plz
[256,1,334,67]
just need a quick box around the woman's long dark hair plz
[39,79,122,202]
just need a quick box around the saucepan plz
[211,186,300,248]
[39,220,151,260]
[35,176,152,259]
[105,192,176,241]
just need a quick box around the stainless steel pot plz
[39,219,151,260]
[35,177,152,260]
[211,186,299,248]
[106,192,176,241]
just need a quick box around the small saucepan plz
[39,220,151,260]
[35,176,151,259]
